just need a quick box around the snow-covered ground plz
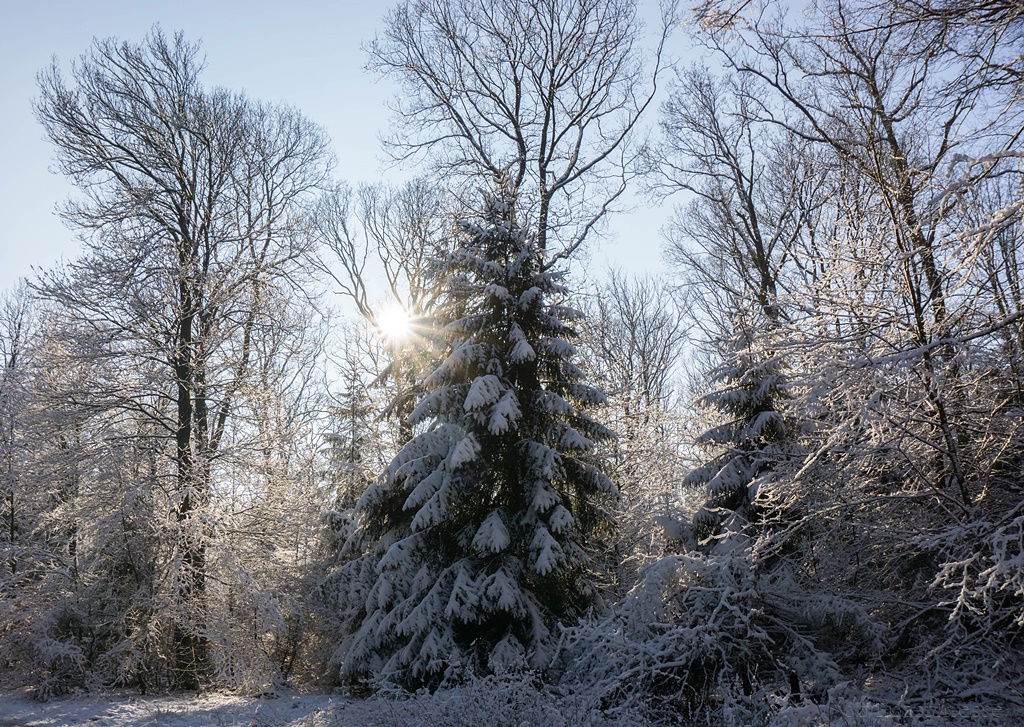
[2,685,1021,727]
[0,685,634,727]
[0,690,356,727]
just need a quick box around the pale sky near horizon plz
[0,0,673,300]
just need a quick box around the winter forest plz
[2,0,1024,724]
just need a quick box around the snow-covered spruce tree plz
[684,323,790,548]
[338,187,615,688]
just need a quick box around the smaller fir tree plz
[323,336,379,535]
[684,324,790,549]
[337,184,615,688]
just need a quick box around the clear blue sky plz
[0,0,672,296]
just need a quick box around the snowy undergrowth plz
[358,674,643,727]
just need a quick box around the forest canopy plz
[2,0,1024,724]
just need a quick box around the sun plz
[376,304,412,342]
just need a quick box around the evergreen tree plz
[684,324,790,548]
[338,185,615,688]
[326,337,380,514]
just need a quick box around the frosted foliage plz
[481,568,523,614]
[933,514,1024,628]
[446,568,480,619]
[549,505,574,533]
[377,535,421,574]
[583,465,616,494]
[404,469,445,511]
[410,483,450,530]
[464,375,504,411]
[706,458,753,498]
[483,283,511,301]
[562,551,882,723]
[532,482,562,513]
[537,390,574,415]
[509,338,537,363]
[447,434,480,470]
[336,189,614,688]
[531,527,567,575]
[559,426,593,451]
[489,634,528,674]
[525,441,563,481]
[543,337,577,358]
[567,384,607,407]
[683,337,793,547]
[488,390,521,434]
[472,510,511,553]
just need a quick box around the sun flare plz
[377,305,412,342]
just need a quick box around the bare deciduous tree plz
[312,178,451,326]
[580,272,689,593]
[33,29,331,687]
[367,0,675,264]
[310,178,454,443]
[0,283,36,579]
[649,67,816,328]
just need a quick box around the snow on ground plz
[0,686,628,727]
[2,684,1022,727]
[0,690,347,727]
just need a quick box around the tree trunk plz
[172,273,209,688]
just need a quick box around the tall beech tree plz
[34,29,331,687]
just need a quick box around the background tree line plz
[1,0,1023,723]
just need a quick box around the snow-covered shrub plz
[563,551,774,722]
[356,672,647,727]
[0,596,87,700]
[770,681,899,727]
[0,417,170,696]
[562,546,884,724]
